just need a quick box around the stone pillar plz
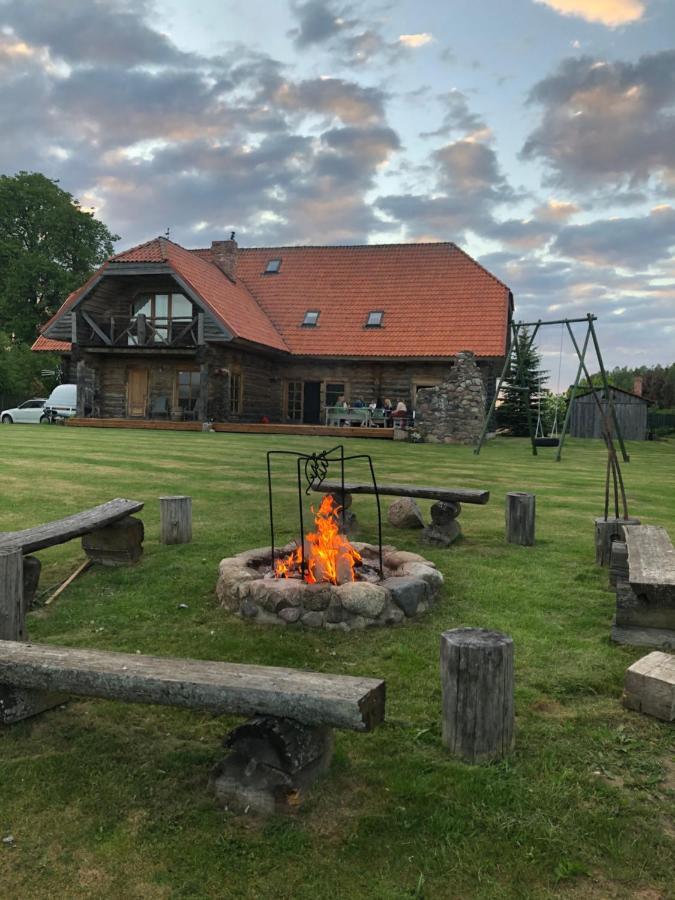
[414,351,487,444]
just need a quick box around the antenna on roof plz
[165,227,170,238]
[230,231,236,241]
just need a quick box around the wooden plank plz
[0,499,144,554]
[312,480,490,504]
[0,640,386,732]
[623,525,675,598]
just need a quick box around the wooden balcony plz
[75,312,205,349]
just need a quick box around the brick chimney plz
[211,234,238,281]
[633,375,643,397]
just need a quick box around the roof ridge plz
[452,243,512,294]
[112,235,167,262]
[188,241,457,253]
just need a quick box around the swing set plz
[474,313,630,462]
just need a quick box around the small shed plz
[570,386,649,441]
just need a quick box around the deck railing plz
[76,312,205,348]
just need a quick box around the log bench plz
[0,499,145,606]
[311,480,490,547]
[0,545,385,814]
[610,524,675,649]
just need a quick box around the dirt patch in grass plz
[529,698,577,719]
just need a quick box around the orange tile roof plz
[236,243,510,358]
[40,238,511,359]
[31,335,72,352]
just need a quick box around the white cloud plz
[398,33,433,48]
[534,0,645,27]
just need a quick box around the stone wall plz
[414,351,486,444]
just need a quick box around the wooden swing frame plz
[474,313,630,462]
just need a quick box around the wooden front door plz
[127,368,149,417]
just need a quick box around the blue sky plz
[1,0,674,383]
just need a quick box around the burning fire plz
[275,494,362,584]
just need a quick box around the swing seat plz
[534,437,560,447]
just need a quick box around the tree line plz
[0,171,117,402]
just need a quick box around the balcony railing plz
[76,312,205,348]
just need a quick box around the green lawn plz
[1,427,673,900]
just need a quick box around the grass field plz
[0,426,673,900]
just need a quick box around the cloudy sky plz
[1,0,674,381]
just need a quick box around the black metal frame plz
[266,445,383,580]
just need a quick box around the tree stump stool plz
[82,516,144,566]
[209,715,334,815]
[505,492,535,546]
[440,627,514,763]
[0,546,66,723]
[422,501,462,547]
[22,556,42,609]
[159,496,192,545]
[595,516,640,566]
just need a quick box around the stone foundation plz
[414,351,486,445]
[216,543,443,630]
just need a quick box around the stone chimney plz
[633,375,643,397]
[211,234,238,281]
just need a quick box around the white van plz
[44,384,78,421]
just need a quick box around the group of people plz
[334,396,409,425]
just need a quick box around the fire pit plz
[217,498,443,630]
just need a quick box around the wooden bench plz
[0,499,145,606]
[0,545,385,814]
[610,524,675,649]
[312,480,489,547]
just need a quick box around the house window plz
[366,311,384,327]
[130,292,193,344]
[325,382,346,408]
[302,310,320,327]
[265,259,282,274]
[286,381,302,421]
[177,369,200,414]
[229,370,243,414]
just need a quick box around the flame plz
[275,494,362,584]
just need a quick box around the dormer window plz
[265,258,281,274]
[366,310,384,327]
[302,310,320,327]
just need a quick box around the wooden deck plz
[67,418,395,439]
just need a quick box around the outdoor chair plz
[150,395,170,419]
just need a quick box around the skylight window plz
[366,310,384,327]
[264,258,281,274]
[302,310,320,327]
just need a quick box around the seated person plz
[352,398,365,408]
[391,400,408,422]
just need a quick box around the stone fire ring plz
[216,543,443,630]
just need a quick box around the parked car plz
[1,398,49,424]
[43,384,78,421]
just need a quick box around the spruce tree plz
[496,328,548,437]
